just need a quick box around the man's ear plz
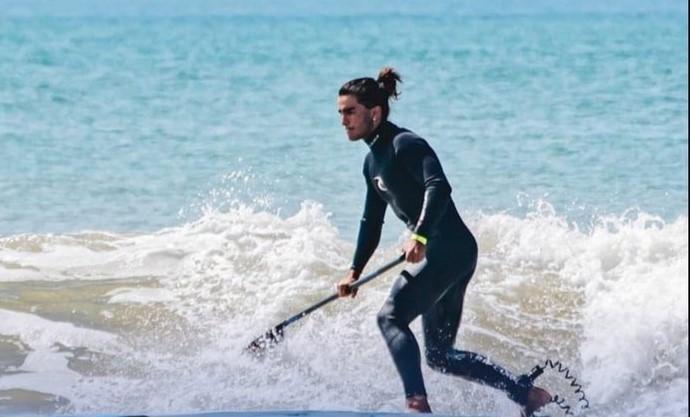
[372,105,383,123]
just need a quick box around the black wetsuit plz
[351,121,532,405]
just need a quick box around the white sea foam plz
[0,202,687,416]
[0,309,124,399]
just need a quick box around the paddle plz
[245,254,406,355]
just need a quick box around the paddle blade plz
[245,327,284,356]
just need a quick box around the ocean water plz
[0,1,688,416]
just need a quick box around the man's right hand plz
[336,269,360,298]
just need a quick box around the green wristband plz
[410,232,428,245]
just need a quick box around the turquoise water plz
[1,3,687,237]
[0,3,688,417]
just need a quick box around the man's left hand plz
[404,239,426,263]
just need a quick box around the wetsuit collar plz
[364,121,392,149]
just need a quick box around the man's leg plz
[422,271,550,413]
[376,259,453,403]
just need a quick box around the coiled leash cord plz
[525,359,590,416]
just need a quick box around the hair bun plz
[377,67,402,100]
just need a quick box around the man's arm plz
[350,180,387,275]
[395,135,452,240]
[337,170,387,298]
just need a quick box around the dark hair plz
[339,67,401,121]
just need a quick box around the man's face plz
[337,95,377,141]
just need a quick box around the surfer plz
[335,67,552,416]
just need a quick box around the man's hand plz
[336,269,360,298]
[404,238,426,263]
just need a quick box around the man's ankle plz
[406,394,432,413]
[521,386,552,417]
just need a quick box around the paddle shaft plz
[280,254,405,329]
[248,254,405,351]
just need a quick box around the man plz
[335,67,551,416]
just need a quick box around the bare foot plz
[406,395,432,413]
[521,386,552,417]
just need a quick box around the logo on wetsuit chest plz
[373,176,388,192]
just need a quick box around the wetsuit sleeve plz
[395,136,451,239]
[351,166,387,274]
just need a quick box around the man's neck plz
[364,121,386,147]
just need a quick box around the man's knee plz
[376,302,396,333]
[424,348,448,372]
[376,299,413,335]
